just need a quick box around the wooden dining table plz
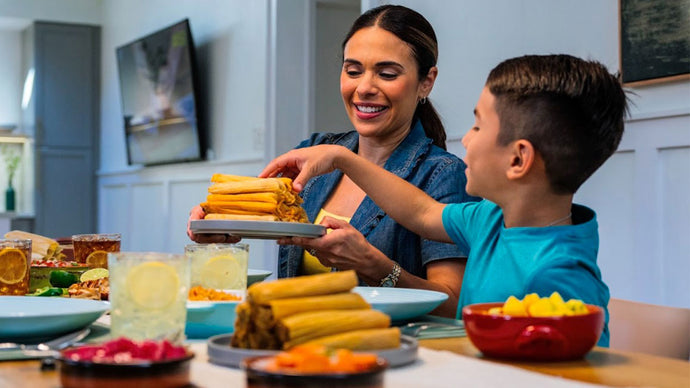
[1,336,687,387]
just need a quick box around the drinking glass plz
[185,243,249,291]
[108,252,190,343]
[0,239,32,295]
[72,233,121,268]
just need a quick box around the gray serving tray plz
[190,220,325,239]
[206,333,418,369]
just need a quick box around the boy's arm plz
[260,145,452,243]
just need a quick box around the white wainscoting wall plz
[97,157,275,272]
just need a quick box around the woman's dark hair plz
[342,5,447,150]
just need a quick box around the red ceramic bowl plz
[462,302,604,361]
[243,355,388,388]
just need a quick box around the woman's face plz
[341,26,435,142]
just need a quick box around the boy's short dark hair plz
[486,54,628,194]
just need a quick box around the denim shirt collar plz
[300,120,433,233]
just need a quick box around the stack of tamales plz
[201,174,308,223]
[232,270,400,350]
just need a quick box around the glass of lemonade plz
[109,252,190,343]
[0,239,32,295]
[72,233,121,269]
[185,243,249,292]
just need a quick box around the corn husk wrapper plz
[277,309,391,349]
[299,327,401,350]
[205,213,279,222]
[5,230,61,261]
[247,270,358,304]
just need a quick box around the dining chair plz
[608,297,690,360]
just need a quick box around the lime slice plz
[80,268,110,282]
[86,250,109,269]
[126,261,179,309]
[200,255,242,289]
[0,248,27,284]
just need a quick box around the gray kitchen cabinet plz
[30,22,100,238]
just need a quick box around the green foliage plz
[1,144,21,183]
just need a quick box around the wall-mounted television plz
[116,19,206,166]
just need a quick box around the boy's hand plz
[259,145,347,192]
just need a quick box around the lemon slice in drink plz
[86,250,109,269]
[200,255,241,289]
[0,248,27,284]
[126,262,180,309]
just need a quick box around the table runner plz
[189,343,613,388]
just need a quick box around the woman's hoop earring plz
[419,97,427,105]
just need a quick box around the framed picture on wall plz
[619,0,690,86]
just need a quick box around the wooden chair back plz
[608,298,690,360]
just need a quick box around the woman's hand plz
[186,205,241,244]
[277,217,387,284]
[259,145,349,192]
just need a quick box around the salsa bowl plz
[243,354,388,388]
[462,302,604,361]
[58,338,194,388]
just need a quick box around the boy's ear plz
[506,139,536,180]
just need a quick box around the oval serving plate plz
[190,220,325,239]
[0,296,109,341]
[353,287,449,322]
[207,333,418,369]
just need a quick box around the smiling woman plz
[189,5,477,318]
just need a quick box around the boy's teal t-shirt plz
[442,199,610,346]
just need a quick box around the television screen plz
[116,19,205,166]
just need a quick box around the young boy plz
[261,54,628,346]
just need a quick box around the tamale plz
[277,309,391,348]
[5,230,60,260]
[204,213,279,221]
[211,174,260,183]
[208,179,288,195]
[203,200,284,214]
[251,292,370,330]
[299,327,401,350]
[247,270,358,304]
[268,292,370,320]
[207,193,280,204]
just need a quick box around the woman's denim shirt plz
[278,121,478,279]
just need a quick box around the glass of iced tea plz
[0,239,32,295]
[185,243,249,292]
[72,233,121,269]
[109,252,190,343]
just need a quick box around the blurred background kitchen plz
[0,0,687,309]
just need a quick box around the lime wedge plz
[126,261,179,309]
[80,268,109,282]
[200,255,242,289]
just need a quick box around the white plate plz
[207,333,418,368]
[353,287,449,322]
[0,296,109,342]
[247,269,272,285]
[190,220,325,239]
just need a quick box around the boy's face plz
[461,87,512,199]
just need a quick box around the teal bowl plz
[185,300,239,339]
